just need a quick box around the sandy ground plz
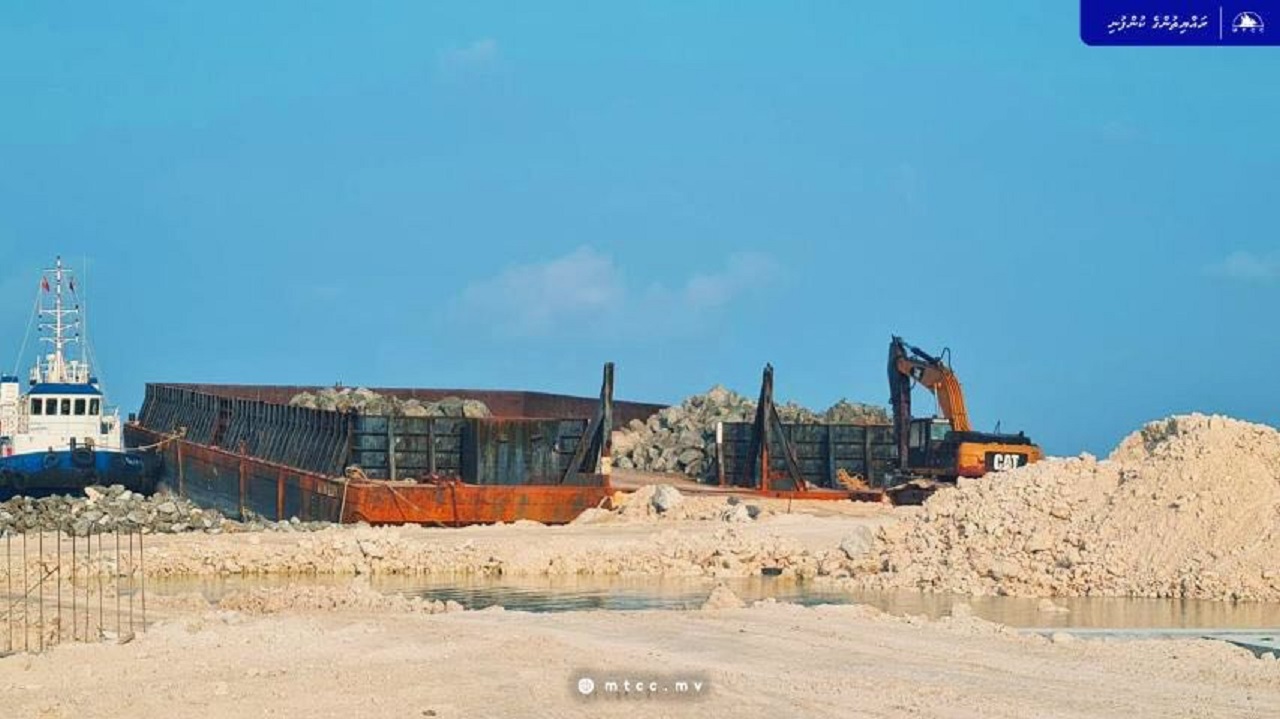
[0,496,903,583]
[1,496,1278,718]
[3,597,1278,719]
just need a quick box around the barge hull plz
[127,425,612,525]
[125,364,626,525]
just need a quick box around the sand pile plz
[861,414,1280,600]
[701,583,745,609]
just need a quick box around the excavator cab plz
[906,417,964,477]
[908,418,951,448]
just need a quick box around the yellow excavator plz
[888,335,1042,481]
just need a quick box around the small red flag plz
[40,277,49,292]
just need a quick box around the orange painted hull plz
[334,479,611,525]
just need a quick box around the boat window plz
[89,399,100,415]
[61,398,72,416]
[48,399,58,416]
[75,399,86,416]
[31,398,43,415]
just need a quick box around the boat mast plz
[38,256,79,383]
[54,257,64,380]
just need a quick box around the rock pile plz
[860,414,1280,601]
[218,583,469,615]
[239,511,336,533]
[289,388,492,418]
[612,386,887,479]
[0,485,228,535]
[0,485,333,535]
[576,484,765,524]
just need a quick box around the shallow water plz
[152,574,1280,629]
[395,577,1280,629]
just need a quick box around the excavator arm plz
[888,336,972,433]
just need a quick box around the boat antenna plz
[11,277,42,376]
[80,255,88,367]
[81,260,107,396]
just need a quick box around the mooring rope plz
[340,467,455,527]
[128,428,187,453]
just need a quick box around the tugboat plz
[0,257,150,498]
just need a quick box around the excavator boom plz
[889,336,972,432]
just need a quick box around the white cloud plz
[640,252,779,313]
[455,247,780,338]
[457,247,625,337]
[1206,251,1280,281]
[438,38,500,77]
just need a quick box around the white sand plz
[3,469,1279,718]
[2,597,1276,719]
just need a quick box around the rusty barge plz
[125,364,665,525]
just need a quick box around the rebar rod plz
[38,531,44,653]
[72,532,77,642]
[114,530,121,639]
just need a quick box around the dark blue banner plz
[1082,1,1278,44]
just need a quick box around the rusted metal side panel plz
[157,436,241,519]
[349,416,467,480]
[141,387,348,477]
[464,419,586,485]
[245,464,280,519]
[721,421,896,489]
[337,481,611,525]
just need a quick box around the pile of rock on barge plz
[125,364,664,526]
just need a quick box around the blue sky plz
[0,2,1275,456]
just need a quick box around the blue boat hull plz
[0,449,156,499]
